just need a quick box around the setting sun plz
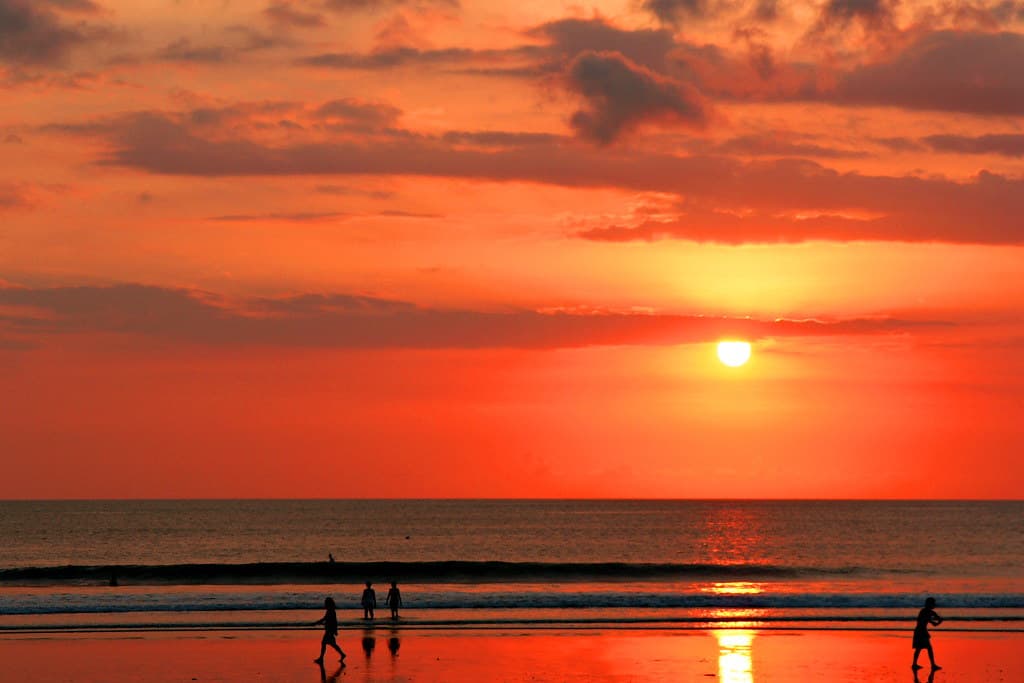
[717,341,752,367]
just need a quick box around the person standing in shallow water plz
[385,581,402,620]
[313,597,346,665]
[912,597,943,671]
[361,581,377,620]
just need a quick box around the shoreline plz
[2,627,1021,682]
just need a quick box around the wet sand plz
[1,628,1021,682]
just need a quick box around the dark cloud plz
[816,0,895,29]
[323,0,459,11]
[264,2,326,28]
[578,211,898,244]
[48,110,1024,243]
[0,183,31,209]
[315,184,395,199]
[922,133,1024,157]
[156,39,230,64]
[642,0,708,25]
[662,28,1024,116]
[0,283,947,351]
[314,98,402,128]
[299,17,671,75]
[872,136,924,152]
[565,51,709,144]
[44,0,101,12]
[752,0,779,21]
[209,211,350,222]
[153,28,288,64]
[692,133,866,158]
[833,30,1024,115]
[528,18,676,73]
[0,0,92,65]
[298,45,536,70]
[441,130,565,146]
[187,101,300,127]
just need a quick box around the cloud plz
[689,133,865,158]
[642,0,708,25]
[298,45,535,70]
[323,0,459,11]
[314,98,402,128]
[155,39,231,64]
[153,28,289,64]
[815,0,895,30]
[0,0,93,65]
[264,2,326,28]
[315,184,395,199]
[209,211,350,222]
[44,0,101,12]
[441,130,565,147]
[0,283,948,351]
[47,109,1024,243]
[565,51,710,144]
[298,17,670,74]
[0,183,32,209]
[922,133,1024,157]
[578,211,899,244]
[639,27,1024,117]
[529,18,677,73]
[832,30,1024,115]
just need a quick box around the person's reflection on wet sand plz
[362,635,376,658]
[388,636,400,657]
[317,662,343,683]
[913,667,936,683]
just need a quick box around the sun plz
[717,341,752,367]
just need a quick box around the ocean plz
[1,500,1021,633]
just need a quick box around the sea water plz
[1,500,1021,632]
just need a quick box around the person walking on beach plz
[313,597,346,665]
[912,597,943,671]
[361,581,377,620]
[385,581,402,620]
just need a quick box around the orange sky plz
[1,0,1022,498]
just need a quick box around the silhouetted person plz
[362,635,376,657]
[912,597,943,671]
[388,636,400,657]
[328,553,335,563]
[361,581,377,619]
[313,597,346,665]
[385,581,402,619]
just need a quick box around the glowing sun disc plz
[717,341,751,367]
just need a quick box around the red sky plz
[1,0,1022,498]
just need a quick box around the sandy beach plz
[2,628,1021,682]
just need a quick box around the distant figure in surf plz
[313,597,346,665]
[385,581,402,620]
[361,581,377,619]
[328,553,335,563]
[911,596,943,671]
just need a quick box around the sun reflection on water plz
[716,631,754,683]
[702,581,765,595]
